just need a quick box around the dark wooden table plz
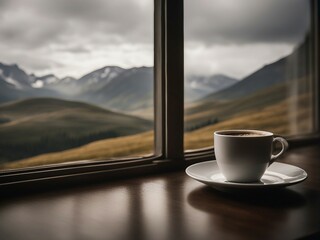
[1,144,320,240]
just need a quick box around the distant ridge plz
[202,57,287,101]
[0,62,239,111]
[202,35,311,102]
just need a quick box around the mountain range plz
[0,63,238,112]
[202,36,311,102]
[0,63,60,103]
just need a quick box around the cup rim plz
[214,129,273,137]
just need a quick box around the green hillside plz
[0,98,153,163]
[185,76,311,132]
[1,92,312,170]
[185,83,287,131]
[185,93,313,150]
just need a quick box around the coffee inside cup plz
[220,132,266,137]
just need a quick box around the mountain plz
[0,63,153,111]
[0,63,32,89]
[79,67,237,111]
[185,74,237,102]
[0,76,28,103]
[0,98,153,163]
[202,37,311,102]
[80,67,154,111]
[0,63,32,102]
[77,66,125,88]
[0,62,241,112]
[30,74,61,88]
[186,36,312,131]
[36,74,60,85]
[43,66,126,96]
[201,58,286,101]
[0,63,60,103]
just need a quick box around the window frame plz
[0,0,185,187]
[0,0,319,189]
[183,0,320,158]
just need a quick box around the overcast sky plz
[0,0,310,79]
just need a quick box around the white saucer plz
[186,161,307,190]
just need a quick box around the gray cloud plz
[0,0,153,76]
[0,0,311,78]
[39,0,153,42]
[55,45,91,54]
[185,0,310,45]
[0,20,64,49]
[0,0,310,50]
[0,0,153,50]
[0,45,65,73]
[0,0,10,8]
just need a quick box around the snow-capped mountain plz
[0,62,238,111]
[30,74,61,88]
[77,66,125,90]
[80,67,153,111]
[30,66,125,96]
[0,63,62,103]
[36,74,60,85]
[0,63,65,90]
[0,63,33,89]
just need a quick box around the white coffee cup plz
[214,130,289,183]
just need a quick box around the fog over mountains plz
[0,63,237,111]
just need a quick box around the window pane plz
[184,0,315,150]
[0,0,154,170]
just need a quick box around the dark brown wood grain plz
[0,143,320,240]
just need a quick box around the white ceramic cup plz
[214,130,289,183]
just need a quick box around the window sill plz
[1,134,319,194]
[1,143,320,240]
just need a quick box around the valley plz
[1,92,312,170]
[0,98,152,163]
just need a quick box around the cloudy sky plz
[0,0,310,79]
[185,0,310,79]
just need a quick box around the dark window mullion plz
[315,0,320,133]
[154,0,184,161]
[165,0,184,161]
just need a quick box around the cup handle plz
[269,137,289,166]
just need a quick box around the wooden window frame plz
[184,0,320,159]
[0,0,185,188]
[1,0,319,189]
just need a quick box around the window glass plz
[0,0,154,170]
[184,0,314,150]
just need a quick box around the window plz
[184,0,317,151]
[0,0,155,170]
[0,0,319,185]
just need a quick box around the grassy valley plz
[0,76,313,170]
[1,90,312,170]
[0,98,152,163]
[185,93,313,150]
